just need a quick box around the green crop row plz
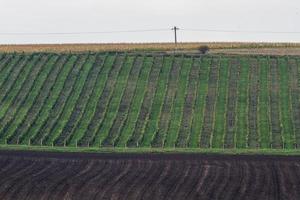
[0,53,299,152]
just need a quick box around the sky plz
[0,0,299,44]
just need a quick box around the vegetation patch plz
[0,52,299,154]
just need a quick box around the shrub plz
[198,46,209,54]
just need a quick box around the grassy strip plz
[0,55,32,113]
[247,58,259,148]
[141,57,173,147]
[0,55,13,76]
[68,55,116,146]
[2,145,300,156]
[0,55,40,126]
[116,56,154,147]
[44,55,96,145]
[297,58,300,147]
[235,58,250,148]
[258,58,271,148]
[16,56,69,144]
[176,58,199,147]
[32,55,87,145]
[0,54,22,89]
[0,56,49,135]
[288,58,300,147]
[150,57,182,147]
[224,58,240,148]
[278,58,295,149]
[21,55,77,144]
[103,56,144,146]
[2,56,58,143]
[54,55,106,146]
[269,58,283,148]
[78,55,125,146]
[200,58,220,148]
[0,54,4,62]
[1,43,300,53]
[189,57,210,148]
[92,56,135,147]
[126,57,163,147]
[165,57,192,148]
[0,54,5,71]
[212,58,229,148]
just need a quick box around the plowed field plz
[0,151,298,200]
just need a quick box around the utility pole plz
[171,26,179,46]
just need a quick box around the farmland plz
[1,43,300,54]
[0,150,299,200]
[1,51,300,199]
[0,52,300,152]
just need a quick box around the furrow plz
[13,55,69,144]
[176,58,200,147]
[126,56,163,147]
[116,56,154,147]
[166,57,193,148]
[200,58,220,148]
[102,56,144,147]
[44,54,97,145]
[32,55,87,145]
[78,55,125,147]
[188,57,211,147]
[224,58,240,148]
[54,54,106,146]
[141,57,173,147]
[92,56,135,147]
[151,57,182,147]
[269,58,283,149]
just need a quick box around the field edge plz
[1,145,300,155]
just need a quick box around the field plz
[1,42,300,53]
[0,52,300,153]
[1,50,300,199]
[0,150,299,200]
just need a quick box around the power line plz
[0,27,300,36]
[181,28,300,34]
[0,28,170,36]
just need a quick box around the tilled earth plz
[0,151,299,200]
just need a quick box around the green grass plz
[278,58,295,148]
[116,56,153,147]
[0,54,22,90]
[258,58,271,148]
[236,57,250,148]
[165,57,192,147]
[212,58,229,148]
[33,55,87,144]
[2,144,300,156]
[103,56,145,146]
[141,56,173,147]
[0,55,33,120]
[175,58,200,147]
[68,55,116,146]
[189,57,210,148]
[44,55,96,145]
[1,55,59,142]
[0,52,299,154]
[21,55,77,144]
[93,56,135,146]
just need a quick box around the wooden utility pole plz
[172,26,179,45]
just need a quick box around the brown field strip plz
[0,151,299,199]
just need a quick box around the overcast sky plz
[0,0,299,44]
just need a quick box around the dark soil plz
[0,150,299,200]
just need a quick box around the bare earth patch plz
[0,150,299,200]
